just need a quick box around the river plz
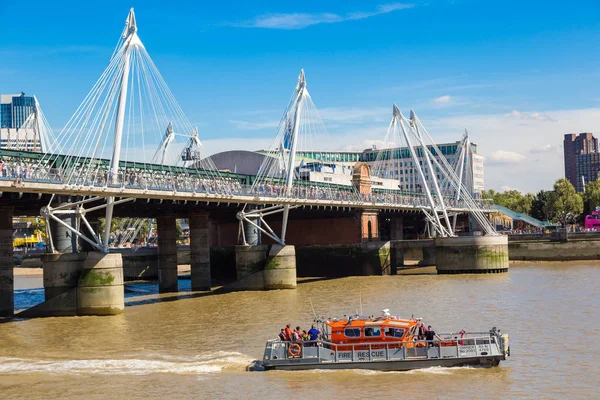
[1,263,598,399]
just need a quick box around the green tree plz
[531,190,551,221]
[484,189,533,214]
[545,178,583,226]
[583,180,600,215]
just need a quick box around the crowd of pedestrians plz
[0,155,480,209]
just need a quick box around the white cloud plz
[505,110,557,122]
[235,4,413,29]
[488,150,526,164]
[530,144,557,153]
[424,108,600,192]
[228,120,280,130]
[221,105,600,193]
[434,95,452,103]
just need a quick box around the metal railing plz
[0,163,488,211]
[269,332,500,363]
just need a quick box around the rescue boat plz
[258,310,509,371]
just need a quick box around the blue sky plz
[1,0,599,191]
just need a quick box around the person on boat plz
[308,324,320,341]
[425,325,442,347]
[418,321,427,340]
[302,330,310,341]
[284,324,293,341]
[278,329,287,341]
[292,326,303,342]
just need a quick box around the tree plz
[531,190,551,221]
[545,178,584,226]
[484,189,533,214]
[583,180,600,215]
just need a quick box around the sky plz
[1,0,599,192]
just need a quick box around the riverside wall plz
[509,240,600,261]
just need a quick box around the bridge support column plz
[24,251,124,317]
[264,245,296,289]
[232,245,268,290]
[390,217,404,270]
[230,244,296,290]
[0,207,14,317]
[434,235,509,274]
[42,252,85,315]
[189,213,211,291]
[244,215,261,245]
[421,246,436,266]
[358,211,379,242]
[50,201,77,253]
[79,218,99,252]
[157,215,178,293]
[77,252,124,315]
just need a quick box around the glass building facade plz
[575,152,600,192]
[295,150,361,163]
[1,93,35,129]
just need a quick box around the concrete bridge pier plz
[0,207,14,317]
[189,213,211,291]
[434,235,509,274]
[24,251,124,317]
[421,246,436,266]
[264,245,297,289]
[232,245,268,290]
[157,215,178,293]
[230,243,297,290]
[77,252,124,315]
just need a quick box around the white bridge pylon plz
[41,8,219,253]
[378,105,496,236]
[237,70,309,246]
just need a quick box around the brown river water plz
[1,263,599,399]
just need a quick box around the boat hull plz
[263,355,504,371]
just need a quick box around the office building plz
[564,133,598,191]
[209,138,484,194]
[1,93,36,129]
[360,141,484,195]
[0,93,53,153]
[575,152,600,192]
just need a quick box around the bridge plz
[0,9,509,319]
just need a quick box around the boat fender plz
[288,343,302,357]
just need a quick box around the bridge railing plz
[0,158,486,209]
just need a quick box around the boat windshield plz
[365,326,382,337]
[384,327,405,338]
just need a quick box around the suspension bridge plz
[0,9,509,319]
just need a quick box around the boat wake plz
[0,351,253,376]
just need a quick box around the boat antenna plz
[359,292,363,316]
[309,298,318,320]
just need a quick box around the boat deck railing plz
[266,332,503,363]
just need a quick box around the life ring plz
[288,343,302,357]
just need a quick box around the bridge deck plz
[0,177,487,213]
